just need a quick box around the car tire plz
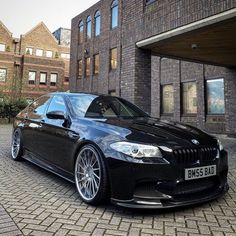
[74,144,109,205]
[11,128,23,161]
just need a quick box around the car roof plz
[49,92,108,97]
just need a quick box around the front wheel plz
[11,129,23,161]
[74,145,109,205]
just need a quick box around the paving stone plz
[0,124,236,236]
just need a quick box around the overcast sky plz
[1,0,99,37]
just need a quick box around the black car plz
[11,92,229,209]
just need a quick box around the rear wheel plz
[11,129,23,161]
[75,145,108,205]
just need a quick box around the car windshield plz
[68,95,149,118]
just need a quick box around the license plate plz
[185,165,216,180]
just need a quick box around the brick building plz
[0,21,70,101]
[70,1,236,135]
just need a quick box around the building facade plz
[0,21,70,101]
[70,1,236,135]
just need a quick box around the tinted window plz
[28,95,51,119]
[69,95,148,118]
[47,95,67,114]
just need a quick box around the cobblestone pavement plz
[0,124,236,236]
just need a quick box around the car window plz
[68,95,149,118]
[47,95,67,114]
[28,95,51,119]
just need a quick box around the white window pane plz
[61,53,70,59]
[0,69,7,82]
[36,49,43,56]
[26,47,33,55]
[46,50,53,58]
[40,73,47,83]
[29,71,36,81]
[0,44,5,52]
[50,74,57,83]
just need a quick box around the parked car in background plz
[11,92,228,208]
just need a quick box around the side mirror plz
[46,110,65,120]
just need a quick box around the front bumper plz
[106,150,229,209]
[111,182,229,209]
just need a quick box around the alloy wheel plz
[75,146,101,201]
[11,130,21,159]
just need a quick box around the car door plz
[39,95,77,172]
[23,95,51,157]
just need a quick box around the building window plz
[25,47,33,55]
[0,69,7,82]
[50,73,57,86]
[28,71,36,85]
[39,72,47,85]
[86,16,92,39]
[95,11,101,37]
[207,78,225,114]
[46,50,53,58]
[64,77,69,83]
[145,0,157,5]
[162,84,174,114]
[79,21,84,43]
[182,82,197,114]
[78,60,83,79]
[109,90,116,96]
[61,53,70,59]
[85,58,91,77]
[36,49,43,57]
[0,44,6,52]
[111,0,118,29]
[110,48,118,70]
[93,54,100,75]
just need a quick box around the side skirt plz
[22,150,75,184]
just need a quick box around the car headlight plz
[217,139,224,151]
[110,141,162,158]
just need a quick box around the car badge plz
[192,139,200,145]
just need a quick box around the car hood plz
[93,117,217,148]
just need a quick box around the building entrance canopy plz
[137,9,236,68]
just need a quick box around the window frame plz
[36,49,44,57]
[85,57,91,78]
[181,81,197,115]
[86,16,92,40]
[205,78,225,115]
[50,73,58,87]
[0,43,6,52]
[110,47,118,71]
[111,0,118,29]
[39,72,47,85]
[0,68,7,82]
[94,11,101,37]
[25,47,33,55]
[78,59,83,79]
[93,54,100,75]
[28,71,36,85]
[46,50,53,58]
[78,21,84,44]
[161,84,174,115]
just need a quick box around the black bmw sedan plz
[11,92,229,209]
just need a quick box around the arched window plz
[94,11,101,37]
[111,0,118,29]
[78,21,84,43]
[86,16,92,39]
